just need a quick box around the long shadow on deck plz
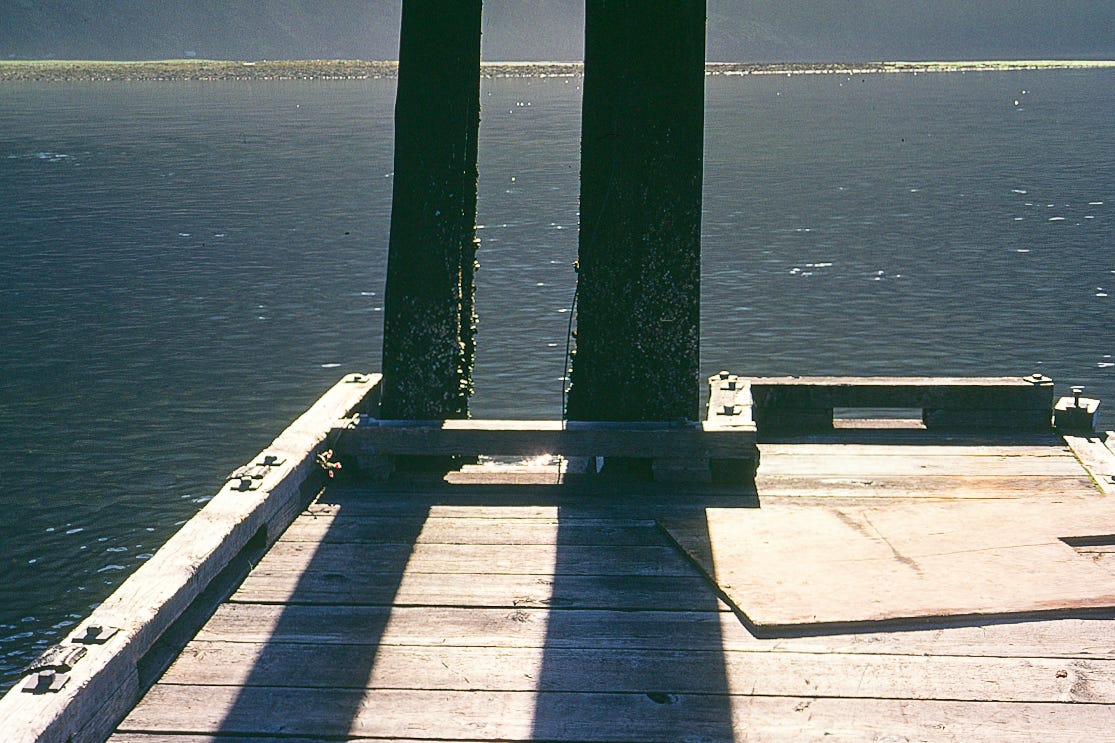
[202,475,757,740]
[529,500,744,741]
[212,483,431,738]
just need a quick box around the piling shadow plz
[212,478,430,738]
[529,502,740,742]
[204,473,756,739]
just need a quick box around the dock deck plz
[108,427,1115,741]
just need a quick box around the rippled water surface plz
[1,70,1113,689]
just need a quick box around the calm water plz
[1,70,1113,689]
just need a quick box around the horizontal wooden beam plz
[0,373,382,743]
[336,418,757,460]
[708,374,1055,434]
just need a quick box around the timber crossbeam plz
[709,373,1057,437]
[333,417,758,483]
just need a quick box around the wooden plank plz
[231,571,717,610]
[757,475,1100,501]
[154,639,1115,704]
[759,443,1073,458]
[0,373,382,743]
[335,418,757,459]
[192,604,1115,660]
[1064,434,1115,495]
[754,428,1065,446]
[747,375,1047,387]
[662,499,1115,629]
[111,737,339,743]
[251,540,700,578]
[115,685,1115,742]
[279,513,665,546]
[749,379,1053,409]
[301,494,758,520]
[756,452,1086,477]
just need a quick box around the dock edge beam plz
[0,373,381,743]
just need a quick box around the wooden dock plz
[5,373,1115,741]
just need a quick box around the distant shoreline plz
[1,58,1113,82]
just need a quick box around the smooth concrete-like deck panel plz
[111,431,1115,742]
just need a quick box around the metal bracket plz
[22,669,68,694]
[228,452,288,491]
[72,624,120,645]
[21,645,87,694]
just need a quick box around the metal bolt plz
[22,670,66,694]
[718,370,731,380]
[74,624,118,645]
[1071,386,1084,408]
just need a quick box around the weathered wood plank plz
[115,685,1115,742]
[759,443,1073,458]
[1064,433,1115,495]
[301,495,758,520]
[663,499,1115,629]
[154,640,1115,704]
[230,571,717,610]
[756,452,1086,477]
[110,737,339,743]
[757,475,1099,500]
[251,541,700,578]
[280,513,665,546]
[755,428,1066,446]
[747,375,1053,405]
[192,604,1115,660]
[336,418,757,459]
[0,373,382,743]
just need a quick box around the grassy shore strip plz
[2,58,1114,82]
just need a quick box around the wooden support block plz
[1055,395,1101,432]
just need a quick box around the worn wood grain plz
[251,540,699,578]
[279,513,664,546]
[301,495,758,520]
[1064,433,1115,495]
[154,639,1115,704]
[756,451,1085,477]
[230,570,718,610]
[663,498,1115,629]
[115,685,1115,742]
[190,603,1115,660]
[756,474,1099,500]
[336,419,757,459]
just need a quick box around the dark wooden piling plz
[566,0,707,422]
[379,1,482,419]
